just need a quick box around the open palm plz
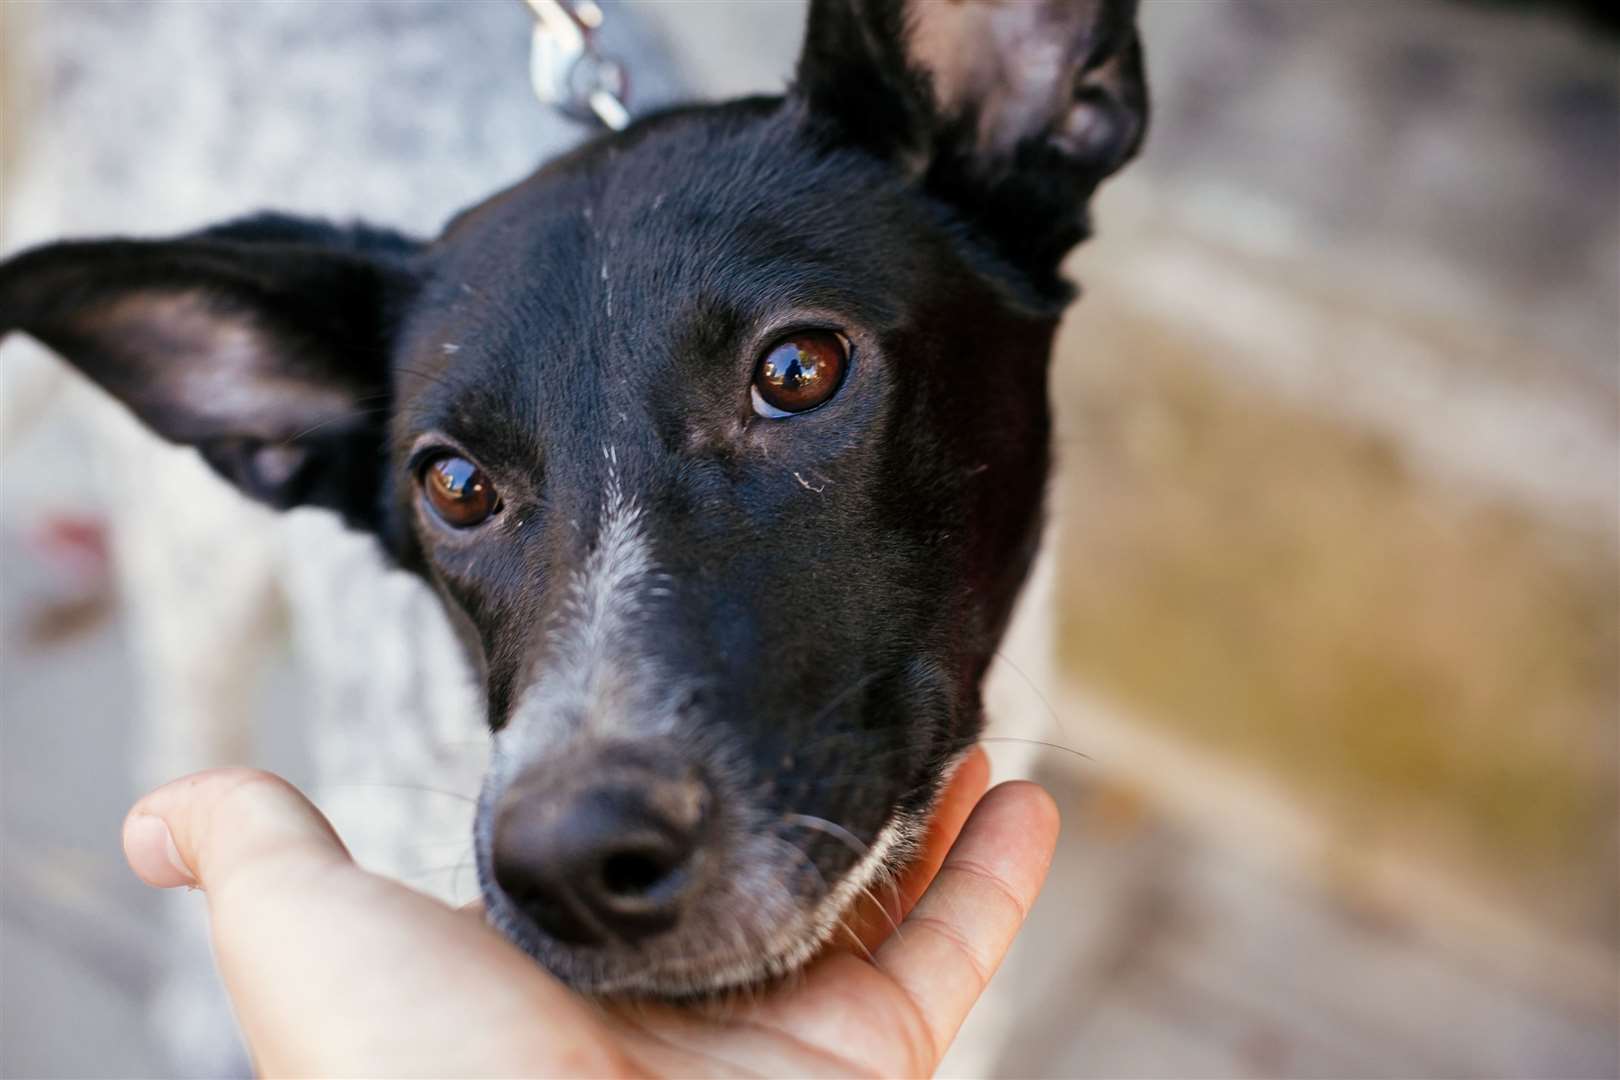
[124,748,1057,1077]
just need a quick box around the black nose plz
[491,751,711,946]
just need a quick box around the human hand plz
[123,748,1058,1077]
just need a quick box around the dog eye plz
[421,454,500,527]
[751,331,849,417]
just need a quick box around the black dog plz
[0,0,1146,997]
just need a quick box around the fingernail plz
[128,813,196,887]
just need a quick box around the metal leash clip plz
[525,0,630,131]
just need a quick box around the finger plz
[839,746,989,953]
[873,780,1059,1063]
[751,780,1058,1076]
[124,769,625,1077]
[892,747,991,919]
[125,768,348,894]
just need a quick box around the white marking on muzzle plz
[556,446,652,674]
[792,810,921,953]
[494,445,667,778]
[615,809,924,997]
[632,746,982,995]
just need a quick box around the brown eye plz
[751,331,849,417]
[421,454,499,527]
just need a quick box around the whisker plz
[772,831,898,957]
[992,649,1073,746]
[764,729,918,776]
[857,882,905,942]
[327,782,479,804]
[838,912,878,964]
[756,743,924,803]
[769,833,832,898]
[808,670,883,728]
[280,403,391,445]
[979,734,1094,762]
[394,859,474,882]
[396,365,459,393]
[780,813,871,860]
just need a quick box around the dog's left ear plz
[796,0,1147,283]
[0,214,422,531]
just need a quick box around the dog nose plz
[491,753,711,946]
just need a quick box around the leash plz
[524,0,631,130]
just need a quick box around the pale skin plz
[122,747,1058,1077]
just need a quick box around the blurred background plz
[1,1,1615,1077]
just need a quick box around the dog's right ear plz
[796,0,1147,289]
[0,214,423,531]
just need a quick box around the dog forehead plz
[404,107,940,434]
[441,106,927,312]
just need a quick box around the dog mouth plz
[475,797,924,998]
[472,631,962,996]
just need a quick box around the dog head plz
[0,0,1145,995]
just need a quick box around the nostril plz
[601,849,676,898]
[492,854,602,946]
[491,755,713,945]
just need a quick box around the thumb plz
[122,769,625,1077]
[123,768,348,893]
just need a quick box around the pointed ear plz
[0,214,423,531]
[796,0,1148,278]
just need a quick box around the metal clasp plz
[525,0,630,131]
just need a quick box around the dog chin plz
[480,808,923,999]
